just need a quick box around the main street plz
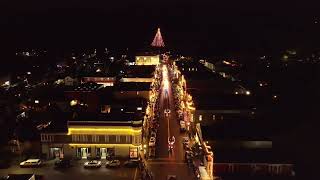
[147,64,195,180]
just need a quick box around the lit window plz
[137,107,142,111]
[70,100,78,106]
[126,136,131,143]
[212,115,216,120]
[105,135,109,142]
[199,115,202,121]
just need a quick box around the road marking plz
[133,167,137,180]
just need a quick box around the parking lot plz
[0,159,139,180]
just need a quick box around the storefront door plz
[101,148,107,159]
[107,148,115,158]
[50,148,62,158]
[81,148,88,159]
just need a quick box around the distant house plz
[64,76,79,86]
[82,77,116,87]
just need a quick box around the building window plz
[126,136,131,143]
[212,115,216,121]
[132,135,138,144]
[80,135,87,142]
[42,134,54,142]
[199,115,202,121]
[49,135,54,142]
[105,135,109,143]
[92,135,99,143]
[41,134,45,141]
[72,135,81,142]
[116,135,120,143]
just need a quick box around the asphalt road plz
[0,159,138,180]
[149,64,195,180]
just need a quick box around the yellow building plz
[41,113,143,159]
[135,55,160,65]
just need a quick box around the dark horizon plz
[3,1,320,57]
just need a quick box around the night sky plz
[2,1,320,56]
[1,1,320,178]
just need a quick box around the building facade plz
[41,117,142,159]
[135,55,160,65]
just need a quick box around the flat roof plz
[192,93,255,110]
[68,82,103,92]
[124,65,155,78]
[105,97,147,109]
[116,82,151,91]
[70,112,144,122]
[201,122,270,141]
[38,112,69,133]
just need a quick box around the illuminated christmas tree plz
[151,28,165,47]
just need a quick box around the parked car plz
[149,147,156,157]
[150,131,156,138]
[54,159,71,168]
[20,159,42,168]
[123,160,140,168]
[84,160,101,168]
[149,137,156,147]
[164,109,171,117]
[179,121,186,132]
[182,137,189,146]
[185,151,193,162]
[105,160,120,168]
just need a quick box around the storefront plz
[129,147,139,159]
[66,144,140,159]
[76,147,91,159]
[95,147,115,159]
[49,147,63,159]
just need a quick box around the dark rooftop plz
[201,121,270,141]
[192,94,255,110]
[105,97,147,111]
[39,112,70,133]
[70,112,144,122]
[67,82,103,92]
[116,82,151,91]
[124,65,155,78]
